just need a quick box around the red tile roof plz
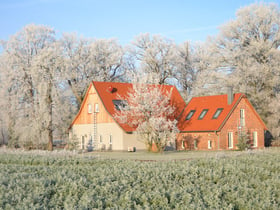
[92,81,186,132]
[70,81,267,133]
[178,93,245,132]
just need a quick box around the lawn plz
[0,148,279,209]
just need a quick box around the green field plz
[0,148,279,209]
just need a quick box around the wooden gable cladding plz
[91,81,186,133]
[71,83,114,125]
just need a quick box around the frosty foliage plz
[194,3,280,137]
[60,34,126,107]
[114,80,178,152]
[132,33,178,85]
[1,24,56,149]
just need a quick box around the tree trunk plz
[47,71,53,151]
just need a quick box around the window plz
[208,140,212,149]
[185,110,196,120]
[88,104,92,114]
[240,109,245,126]
[181,140,185,149]
[99,135,103,144]
[194,140,197,149]
[228,132,233,149]
[253,131,258,147]
[95,103,99,113]
[198,109,208,120]
[89,135,93,145]
[212,108,223,119]
[112,100,128,111]
[81,136,85,150]
[109,135,113,145]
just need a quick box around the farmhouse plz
[69,81,267,151]
[177,90,267,150]
[68,81,186,151]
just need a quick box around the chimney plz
[227,86,234,105]
[107,85,114,93]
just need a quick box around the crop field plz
[0,148,279,209]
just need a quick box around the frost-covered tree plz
[90,38,125,82]
[204,3,280,137]
[131,33,177,85]
[1,24,56,149]
[60,35,125,107]
[268,93,280,139]
[175,42,215,98]
[0,54,8,145]
[114,77,178,152]
[59,33,94,107]
[31,44,63,150]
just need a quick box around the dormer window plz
[212,108,223,119]
[185,110,196,120]
[113,100,128,111]
[198,109,208,120]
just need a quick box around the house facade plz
[176,92,267,150]
[69,81,185,151]
[69,81,267,151]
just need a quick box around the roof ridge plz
[92,80,176,88]
[191,92,244,98]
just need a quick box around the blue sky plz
[0,0,279,45]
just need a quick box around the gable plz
[69,83,115,127]
[70,81,186,133]
[178,93,267,132]
[218,97,267,132]
[93,81,186,132]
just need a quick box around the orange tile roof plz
[178,93,245,132]
[70,81,267,133]
[92,81,186,132]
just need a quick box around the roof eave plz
[179,130,217,133]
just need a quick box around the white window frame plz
[88,104,92,114]
[194,140,197,149]
[240,109,245,127]
[228,132,233,149]
[208,140,212,149]
[89,135,93,145]
[95,103,99,113]
[99,135,102,144]
[81,136,85,150]
[109,135,113,145]
[253,131,258,147]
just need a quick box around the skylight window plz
[198,109,208,120]
[185,110,196,120]
[212,108,223,119]
[112,100,128,111]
